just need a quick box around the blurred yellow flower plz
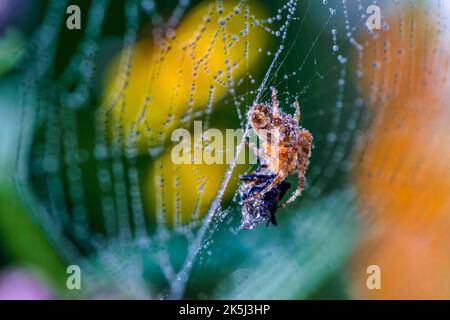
[103,0,268,150]
[146,131,248,227]
[101,1,268,226]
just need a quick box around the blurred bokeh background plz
[0,0,449,299]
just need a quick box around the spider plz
[239,165,291,229]
[246,87,313,209]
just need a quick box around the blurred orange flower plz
[350,1,450,299]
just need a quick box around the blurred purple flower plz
[0,0,29,34]
[0,268,53,300]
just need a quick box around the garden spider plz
[246,88,313,209]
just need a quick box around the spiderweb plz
[11,0,448,299]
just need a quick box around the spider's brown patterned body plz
[246,88,313,208]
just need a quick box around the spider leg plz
[269,88,283,167]
[279,132,313,208]
[256,170,287,198]
[299,129,313,157]
[294,98,301,123]
[279,170,305,208]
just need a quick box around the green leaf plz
[0,29,24,76]
[0,79,67,292]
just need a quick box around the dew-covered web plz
[13,0,449,299]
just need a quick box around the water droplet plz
[327,132,337,143]
[337,55,347,64]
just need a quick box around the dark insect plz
[238,165,291,230]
